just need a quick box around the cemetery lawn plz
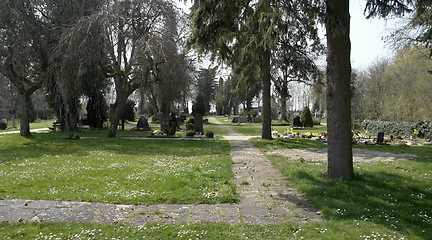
[252,138,432,239]
[0,221,406,239]
[0,131,237,204]
[234,125,327,136]
[0,119,53,132]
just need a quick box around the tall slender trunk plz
[326,0,353,180]
[261,49,272,139]
[280,92,288,121]
[18,93,31,136]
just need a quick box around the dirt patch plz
[267,148,416,163]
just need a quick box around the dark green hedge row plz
[362,120,432,139]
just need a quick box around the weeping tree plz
[0,0,52,136]
[53,0,176,137]
[187,0,321,139]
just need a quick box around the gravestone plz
[238,116,248,123]
[293,116,302,128]
[252,117,262,123]
[159,113,170,133]
[228,115,235,120]
[377,132,384,144]
[136,117,150,130]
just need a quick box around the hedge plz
[361,120,432,139]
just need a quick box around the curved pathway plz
[0,118,320,225]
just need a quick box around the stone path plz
[0,118,321,225]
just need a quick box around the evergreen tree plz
[300,106,313,127]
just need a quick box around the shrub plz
[415,121,432,139]
[186,130,195,137]
[0,122,7,130]
[362,120,414,137]
[362,120,432,138]
[205,131,214,138]
[151,114,159,123]
[186,123,194,131]
[192,95,207,116]
[122,100,135,122]
[300,106,313,128]
[187,117,195,125]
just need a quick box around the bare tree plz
[52,0,177,137]
[0,0,52,136]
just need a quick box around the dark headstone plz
[203,119,209,124]
[252,117,262,123]
[377,132,385,144]
[159,113,170,133]
[137,117,150,130]
[293,116,302,128]
[238,116,248,123]
[194,113,204,133]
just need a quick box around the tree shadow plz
[293,169,432,237]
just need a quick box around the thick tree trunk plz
[261,49,272,139]
[326,0,354,180]
[18,93,31,137]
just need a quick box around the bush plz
[192,95,207,116]
[186,123,194,131]
[300,106,313,128]
[205,131,214,138]
[186,130,195,137]
[0,122,7,130]
[151,114,159,123]
[362,120,432,138]
[362,120,414,137]
[187,117,195,125]
[122,100,135,122]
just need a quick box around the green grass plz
[0,119,54,132]
[0,221,407,239]
[0,130,237,204]
[252,138,432,239]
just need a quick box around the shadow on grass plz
[290,168,432,238]
[0,129,230,163]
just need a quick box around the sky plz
[175,0,403,71]
[349,0,401,70]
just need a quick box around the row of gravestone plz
[228,115,262,124]
[136,114,207,133]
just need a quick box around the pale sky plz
[175,0,401,71]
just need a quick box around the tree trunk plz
[280,92,288,122]
[325,0,354,180]
[261,49,272,139]
[18,93,31,137]
[107,92,128,138]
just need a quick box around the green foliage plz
[186,123,194,131]
[362,120,413,136]
[300,106,313,128]
[362,119,432,138]
[187,117,195,125]
[122,100,135,122]
[415,121,432,139]
[151,114,159,123]
[192,95,207,116]
[205,131,214,138]
[185,130,195,137]
[0,132,237,204]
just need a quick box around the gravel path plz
[0,118,321,225]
